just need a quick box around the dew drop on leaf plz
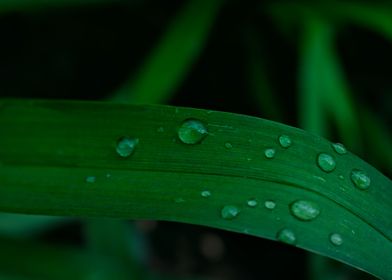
[221,205,240,220]
[277,228,296,245]
[350,169,371,190]
[264,200,276,210]
[278,135,292,148]
[225,142,233,149]
[116,137,139,158]
[332,143,347,155]
[247,199,258,207]
[201,190,211,198]
[290,200,320,221]
[317,153,336,173]
[329,233,343,246]
[264,148,276,159]
[85,176,96,183]
[178,119,208,144]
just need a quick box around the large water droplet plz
[85,176,96,183]
[221,205,240,220]
[264,148,276,159]
[317,153,336,173]
[329,233,343,246]
[277,228,296,245]
[332,143,347,155]
[116,137,139,158]
[201,190,211,198]
[290,200,320,221]
[178,119,208,144]
[278,135,292,148]
[350,169,370,190]
[247,199,258,207]
[264,200,276,210]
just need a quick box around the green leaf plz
[0,99,391,279]
[110,0,223,104]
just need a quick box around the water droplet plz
[278,135,292,148]
[174,198,185,203]
[290,200,320,221]
[329,233,343,246]
[277,228,296,245]
[332,143,347,155]
[350,169,370,190]
[225,142,233,149]
[157,126,165,133]
[178,119,208,144]
[221,205,240,220]
[85,176,96,183]
[317,153,336,173]
[247,199,257,207]
[338,174,345,180]
[201,190,211,198]
[116,137,139,158]
[106,173,111,178]
[264,148,276,159]
[264,200,276,209]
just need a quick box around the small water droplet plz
[338,174,345,180]
[332,143,347,155]
[106,173,111,178]
[178,119,208,144]
[116,137,139,158]
[174,198,185,203]
[85,176,96,183]
[350,169,370,190]
[264,200,276,209]
[329,233,343,246]
[278,135,292,148]
[317,153,336,173]
[277,228,296,245]
[225,142,233,149]
[221,205,240,220]
[157,126,165,133]
[290,200,320,221]
[201,190,211,198]
[264,148,276,159]
[247,199,258,207]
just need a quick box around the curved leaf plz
[0,99,391,278]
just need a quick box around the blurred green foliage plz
[0,0,390,279]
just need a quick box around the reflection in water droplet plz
[277,228,296,245]
[264,200,276,210]
[178,119,208,144]
[329,233,343,246]
[201,190,211,198]
[290,200,320,221]
[332,143,347,155]
[225,142,233,149]
[247,199,257,207]
[317,153,336,173]
[116,137,139,158]
[221,205,240,220]
[264,148,276,159]
[350,169,370,190]
[278,135,292,148]
[85,176,96,183]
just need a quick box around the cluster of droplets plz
[110,117,376,249]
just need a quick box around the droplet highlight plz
[178,119,208,144]
[351,169,370,190]
[332,143,347,155]
[247,199,258,207]
[329,233,343,246]
[317,153,336,173]
[277,228,296,245]
[264,200,276,210]
[116,137,139,158]
[264,148,276,159]
[85,176,96,183]
[278,135,292,148]
[221,205,240,220]
[201,190,211,198]
[290,200,320,221]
